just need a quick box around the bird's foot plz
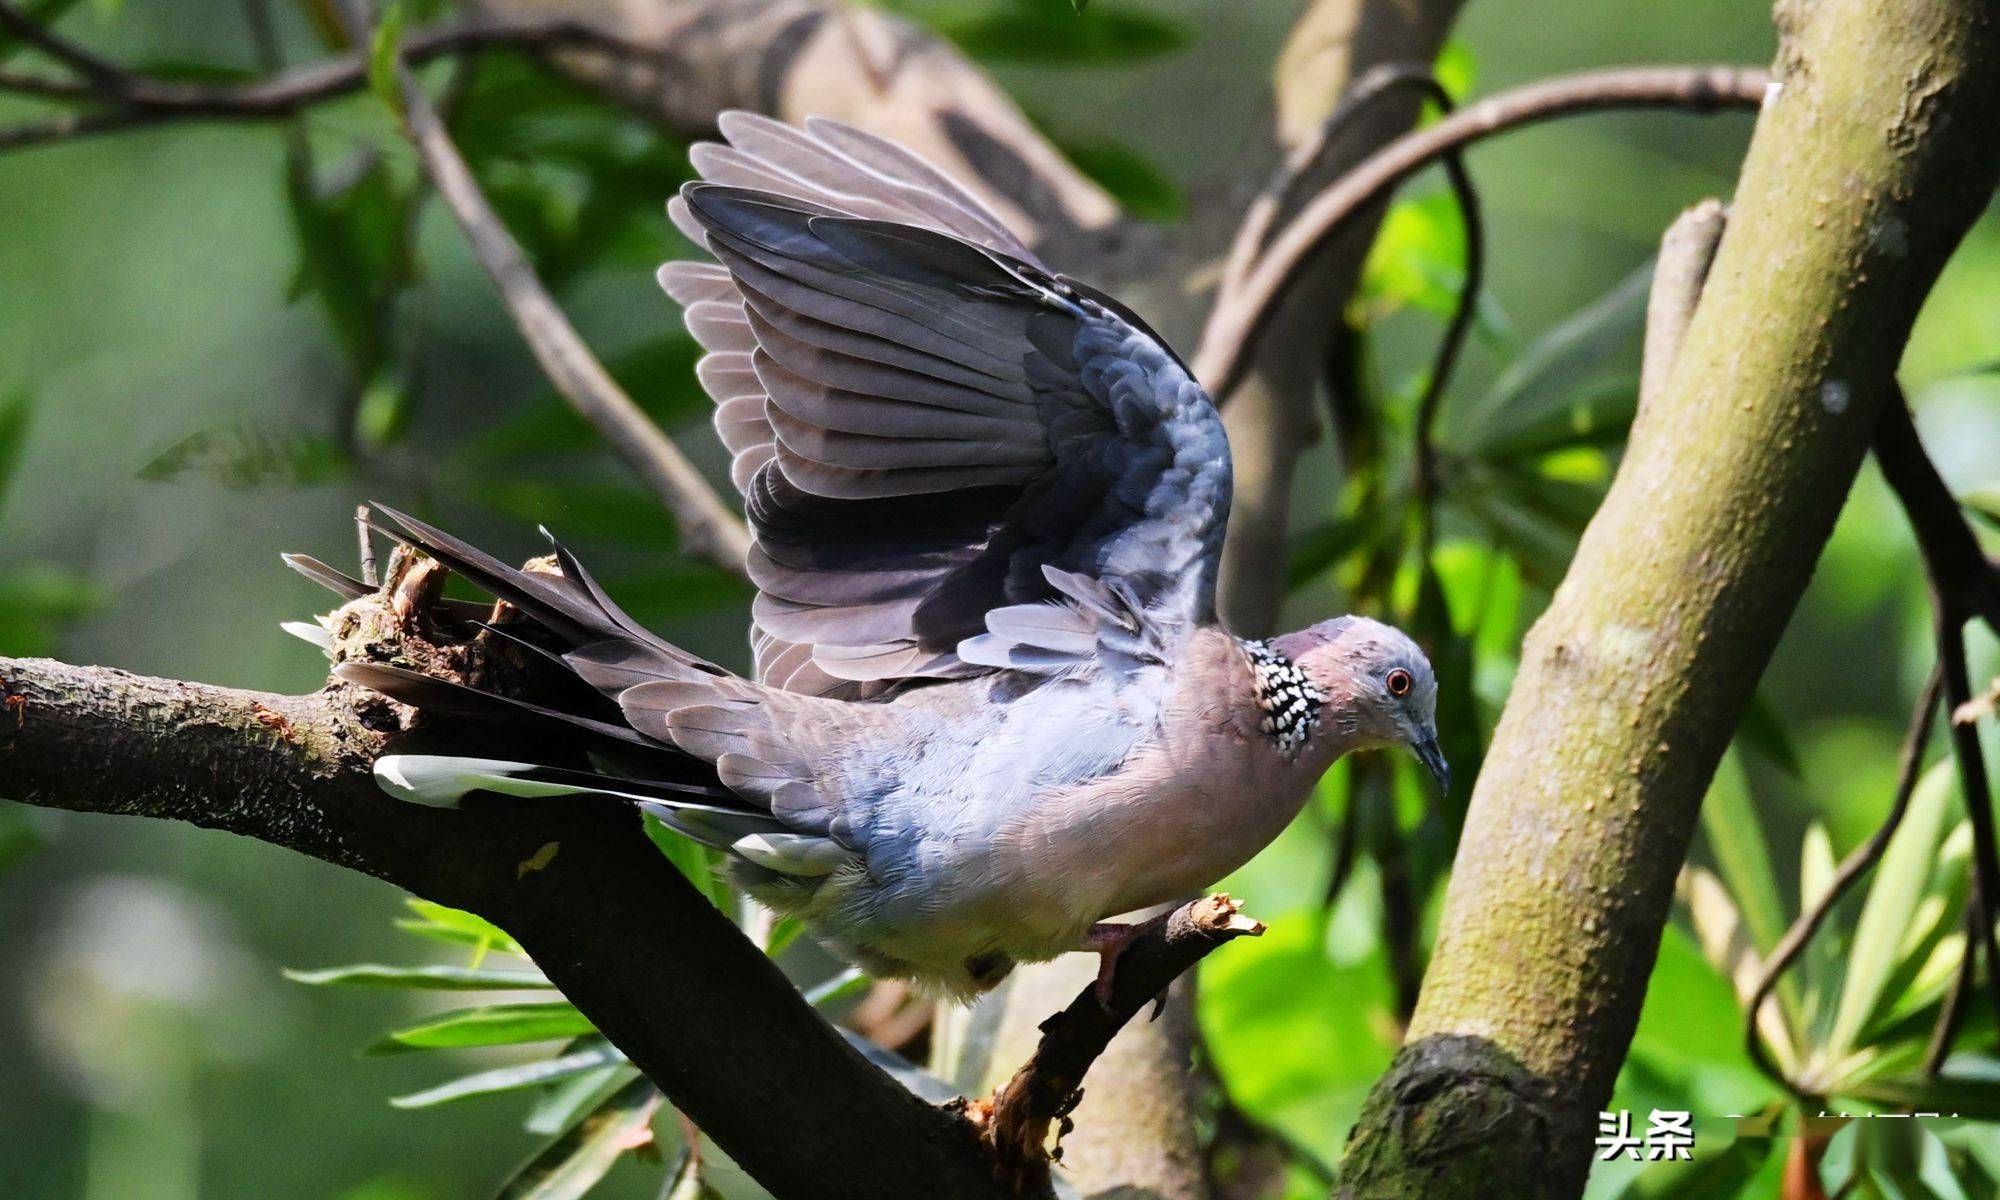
[1081,908,1176,1008]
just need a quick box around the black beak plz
[1412,735,1451,794]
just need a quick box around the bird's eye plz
[1386,668,1412,697]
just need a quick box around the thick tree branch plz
[1337,0,2000,1192]
[0,645,1009,1200]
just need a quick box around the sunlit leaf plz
[495,1075,662,1200]
[368,1002,595,1054]
[646,817,731,909]
[366,2,406,115]
[1432,41,1477,102]
[284,964,552,990]
[391,1041,625,1109]
[1963,482,2000,531]
[1829,762,1957,1058]
[804,966,869,1008]
[395,899,526,958]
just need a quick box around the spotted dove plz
[305,113,1448,997]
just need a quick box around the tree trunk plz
[1337,0,2000,1195]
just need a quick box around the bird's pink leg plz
[1081,908,1175,1006]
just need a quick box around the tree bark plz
[0,655,1009,1200]
[1337,0,2000,1195]
[1214,0,1467,637]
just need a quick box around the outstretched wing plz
[662,113,1230,695]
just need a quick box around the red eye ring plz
[1386,668,1413,697]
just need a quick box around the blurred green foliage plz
[0,0,1996,1198]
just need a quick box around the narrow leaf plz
[369,1002,595,1054]
[366,2,405,115]
[526,1063,640,1137]
[397,900,525,957]
[392,1043,626,1109]
[286,963,551,990]
[495,1076,662,1200]
[1830,761,1956,1057]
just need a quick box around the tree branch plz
[374,28,753,576]
[0,12,672,150]
[981,896,1265,1193]
[1195,64,1769,402]
[1212,0,1467,637]
[1337,0,2000,1190]
[0,629,1010,1200]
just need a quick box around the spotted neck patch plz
[1239,638,1325,754]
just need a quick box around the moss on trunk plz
[1341,0,2000,1192]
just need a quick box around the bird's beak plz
[1411,734,1451,794]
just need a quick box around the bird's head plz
[1263,617,1449,793]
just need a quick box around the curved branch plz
[375,38,751,575]
[1195,64,1770,398]
[0,15,672,150]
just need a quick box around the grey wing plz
[659,113,1231,693]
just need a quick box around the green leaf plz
[646,816,731,908]
[1458,261,1650,457]
[495,1076,662,1200]
[369,1001,595,1054]
[395,899,526,958]
[137,425,352,491]
[284,964,552,990]
[366,3,406,115]
[525,1063,641,1136]
[1611,1135,1773,1199]
[803,967,869,1009]
[1701,753,1789,958]
[1962,482,2000,531]
[0,807,43,872]
[1052,136,1182,222]
[0,388,30,517]
[1357,193,1467,322]
[1432,40,1477,102]
[921,4,1187,65]
[391,1042,626,1109]
[1739,691,1805,777]
[1829,761,1957,1059]
[0,562,98,656]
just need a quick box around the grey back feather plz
[662,112,1232,695]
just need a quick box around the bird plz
[298,111,1449,1000]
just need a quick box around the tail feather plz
[334,660,660,753]
[311,507,852,883]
